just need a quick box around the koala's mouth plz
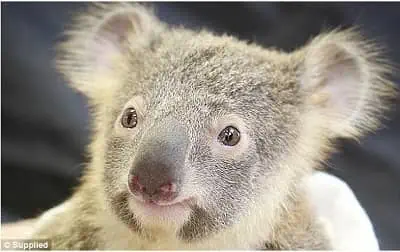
[136,197,193,208]
[128,196,195,222]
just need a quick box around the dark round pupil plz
[219,126,240,146]
[121,107,137,128]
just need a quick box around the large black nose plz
[128,119,189,203]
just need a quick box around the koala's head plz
[58,3,395,242]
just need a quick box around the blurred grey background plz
[1,2,400,249]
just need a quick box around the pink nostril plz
[130,175,145,193]
[159,182,177,194]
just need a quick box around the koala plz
[30,3,395,250]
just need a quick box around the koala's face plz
[58,3,394,242]
[101,32,301,239]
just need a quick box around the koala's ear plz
[56,3,163,97]
[297,29,396,138]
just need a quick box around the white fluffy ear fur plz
[56,3,163,98]
[304,171,379,250]
[298,29,395,138]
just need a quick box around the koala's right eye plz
[121,107,138,128]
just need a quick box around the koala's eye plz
[218,126,240,146]
[121,107,138,128]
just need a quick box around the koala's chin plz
[126,193,194,228]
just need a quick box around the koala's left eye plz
[121,107,138,128]
[218,126,240,146]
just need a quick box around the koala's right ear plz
[56,3,163,98]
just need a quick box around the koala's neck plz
[264,190,332,250]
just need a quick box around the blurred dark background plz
[1,2,400,249]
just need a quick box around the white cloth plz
[305,171,379,250]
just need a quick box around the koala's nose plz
[128,119,189,203]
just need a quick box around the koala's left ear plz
[297,29,396,138]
